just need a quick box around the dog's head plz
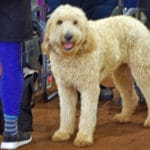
[42,4,96,57]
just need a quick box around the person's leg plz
[0,42,32,149]
[0,72,4,134]
[0,42,23,133]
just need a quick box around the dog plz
[42,4,150,147]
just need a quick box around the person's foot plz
[0,131,32,149]
[100,85,113,100]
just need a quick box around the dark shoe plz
[134,83,145,104]
[0,131,32,149]
[100,85,113,100]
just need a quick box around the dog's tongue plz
[63,42,73,50]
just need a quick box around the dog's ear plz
[82,24,96,53]
[41,19,51,57]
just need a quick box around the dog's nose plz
[64,33,73,41]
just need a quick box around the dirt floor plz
[0,89,150,150]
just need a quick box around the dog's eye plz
[57,20,63,25]
[73,20,78,25]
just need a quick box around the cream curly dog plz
[42,4,150,147]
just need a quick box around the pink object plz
[36,0,49,21]
[37,0,44,20]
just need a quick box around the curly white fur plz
[42,4,150,147]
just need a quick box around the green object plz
[111,6,123,16]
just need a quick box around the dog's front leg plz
[52,84,78,142]
[74,86,100,147]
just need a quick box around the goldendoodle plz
[42,4,150,147]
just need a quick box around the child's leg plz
[0,42,31,149]
[0,42,23,135]
[0,42,23,118]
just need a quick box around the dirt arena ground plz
[0,87,150,150]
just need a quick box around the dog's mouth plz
[62,42,74,51]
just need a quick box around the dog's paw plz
[74,132,93,147]
[114,113,131,123]
[52,129,71,142]
[144,118,150,127]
